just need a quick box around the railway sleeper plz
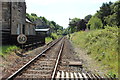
[17,74,51,78]
[25,69,52,73]
[22,70,52,74]
[21,73,51,77]
[30,67,54,70]
[56,71,117,80]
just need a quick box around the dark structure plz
[1,2,26,45]
[0,2,48,47]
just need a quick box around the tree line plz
[65,0,120,34]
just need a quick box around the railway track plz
[2,37,118,80]
[3,37,64,80]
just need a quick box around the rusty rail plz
[51,39,64,80]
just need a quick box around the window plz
[17,24,20,34]
[22,24,25,34]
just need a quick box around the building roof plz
[26,17,36,25]
[35,28,50,32]
[26,18,31,23]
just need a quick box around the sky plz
[26,0,118,28]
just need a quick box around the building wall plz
[25,22,36,35]
[11,2,26,35]
[1,2,26,44]
[1,2,26,35]
[0,2,2,28]
[2,2,11,30]
[0,1,2,45]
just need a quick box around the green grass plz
[0,45,19,56]
[71,27,118,77]
[45,33,63,43]
[51,33,63,39]
[45,37,53,43]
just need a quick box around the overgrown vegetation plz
[71,27,118,77]
[45,33,63,43]
[0,45,19,56]
[45,37,53,43]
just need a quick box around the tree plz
[97,2,113,26]
[111,1,120,26]
[88,16,103,30]
[42,17,47,24]
[77,19,87,31]
[69,18,80,33]
[31,13,37,17]
[84,14,92,22]
[104,13,118,27]
[51,21,56,27]
[103,1,120,27]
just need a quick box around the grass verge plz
[70,27,118,77]
[0,45,19,56]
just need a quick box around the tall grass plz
[71,27,118,77]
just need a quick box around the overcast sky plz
[26,0,117,28]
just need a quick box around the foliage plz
[31,13,37,17]
[65,1,120,33]
[68,17,88,33]
[71,27,118,77]
[0,45,19,56]
[110,1,120,26]
[45,33,63,43]
[97,2,113,26]
[45,37,53,43]
[50,33,59,40]
[77,19,87,31]
[87,16,103,30]
[84,14,92,22]
[104,13,118,27]
[87,1,120,30]
[62,28,71,35]
[69,18,80,33]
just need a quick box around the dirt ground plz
[0,45,46,79]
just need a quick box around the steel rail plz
[6,37,63,80]
[51,39,64,80]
